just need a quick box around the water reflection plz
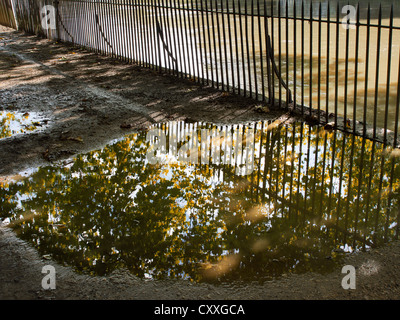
[0,111,45,139]
[1,120,399,283]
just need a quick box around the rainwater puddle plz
[0,111,48,139]
[1,120,400,284]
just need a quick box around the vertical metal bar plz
[383,4,394,143]
[216,0,224,89]
[153,0,161,70]
[187,0,195,79]
[285,0,289,107]
[137,0,144,65]
[317,2,322,122]
[88,0,93,50]
[352,2,360,132]
[196,0,204,83]
[251,0,257,99]
[111,0,119,58]
[233,0,240,95]
[325,0,330,122]
[394,48,400,147]
[173,0,183,76]
[70,1,77,46]
[80,0,87,48]
[149,0,157,68]
[227,0,234,93]
[309,0,313,116]
[363,3,371,136]
[127,0,135,64]
[245,0,252,97]
[109,0,117,56]
[344,1,351,131]
[200,0,208,84]
[145,0,152,67]
[301,0,304,116]
[115,0,122,59]
[144,1,154,69]
[102,0,108,54]
[165,0,175,72]
[161,0,171,72]
[334,1,340,126]
[373,4,382,140]
[277,0,281,108]
[205,0,213,85]
[137,0,145,66]
[123,0,131,62]
[128,0,136,63]
[95,0,102,54]
[239,0,246,96]
[210,0,218,87]
[191,0,199,80]
[264,0,272,104]
[182,0,191,78]
[292,0,297,109]
[257,0,264,101]
[117,0,125,60]
[178,0,187,76]
[221,0,229,91]
[88,1,98,52]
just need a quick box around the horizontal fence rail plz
[2,0,400,146]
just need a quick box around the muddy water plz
[1,120,399,283]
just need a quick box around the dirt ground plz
[1,24,400,301]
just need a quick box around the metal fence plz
[0,0,16,28]
[2,0,400,146]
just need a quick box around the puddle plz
[1,120,399,283]
[0,111,49,139]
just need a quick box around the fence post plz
[53,0,59,41]
[10,0,19,30]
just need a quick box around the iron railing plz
[2,0,400,146]
[0,0,16,29]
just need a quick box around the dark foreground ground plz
[0,25,400,300]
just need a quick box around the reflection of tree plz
[1,121,399,283]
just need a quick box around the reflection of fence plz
[2,0,400,145]
[148,120,400,251]
[5,120,400,281]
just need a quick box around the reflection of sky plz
[0,111,46,139]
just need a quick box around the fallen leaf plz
[67,136,83,143]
